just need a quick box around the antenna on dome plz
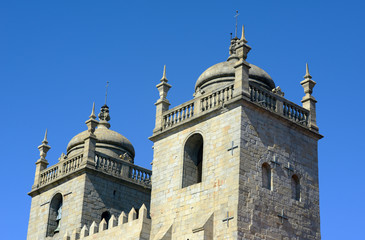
[105,81,110,105]
[234,10,240,38]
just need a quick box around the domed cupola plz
[195,36,275,94]
[66,104,135,160]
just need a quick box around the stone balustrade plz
[95,154,152,186]
[163,100,195,129]
[200,84,234,112]
[38,153,152,188]
[39,154,83,186]
[249,82,309,126]
[160,82,309,132]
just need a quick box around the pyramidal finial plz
[241,25,247,43]
[42,129,48,144]
[160,65,168,82]
[89,102,96,119]
[304,63,312,79]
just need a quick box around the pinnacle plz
[304,63,312,79]
[89,102,97,119]
[241,25,247,43]
[42,129,48,144]
[160,65,168,83]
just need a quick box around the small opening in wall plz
[101,211,111,228]
[113,190,116,197]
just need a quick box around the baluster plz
[209,95,212,109]
[137,170,141,181]
[182,107,186,120]
[205,97,209,110]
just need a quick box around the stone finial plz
[301,63,316,95]
[156,65,172,101]
[241,25,247,43]
[109,215,117,228]
[118,211,127,225]
[80,225,89,238]
[89,102,96,119]
[89,221,98,235]
[304,62,312,79]
[99,218,107,231]
[154,65,172,132]
[160,65,168,83]
[98,104,111,129]
[38,129,51,160]
[128,207,137,221]
[300,63,318,131]
[85,103,99,134]
[58,152,67,161]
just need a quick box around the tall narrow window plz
[182,133,203,188]
[46,193,63,237]
[291,174,300,201]
[262,163,272,190]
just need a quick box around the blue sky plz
[0,1,364,239]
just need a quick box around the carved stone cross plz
[285,162,294,175]
[222,211,234,227]
[227,141,238,155]
[270,155,281,168]
[277,209,288,223]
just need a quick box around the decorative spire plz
[304,63,312,79]
[241,25,247,43]
[42,128,48,144]
[89,102,96,119]
[160,65,168,83]
[38,129,51,160]
[98,104,111,129]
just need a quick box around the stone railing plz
[95,154,152,186]
[162,99,195,129]
[39,154,83,186]
[162,84,235,130]
[200,84,234,112]
[249,83,309,126]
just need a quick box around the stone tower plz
[149,26,322,239]
[27,104,152,240]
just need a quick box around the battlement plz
[63,204,151,240]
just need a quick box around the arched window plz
[262,163,272,190]
[291,174,300,201]
[182,133,203,188]
[46,193,63,237]
[101,211,111,228]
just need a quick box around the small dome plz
[66,127,135,159]
[195,58,275,93]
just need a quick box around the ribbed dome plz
[195,58,275,93]
[66,127,135,159]
[66,104,135,160]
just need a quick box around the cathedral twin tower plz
[27,26,322,240]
